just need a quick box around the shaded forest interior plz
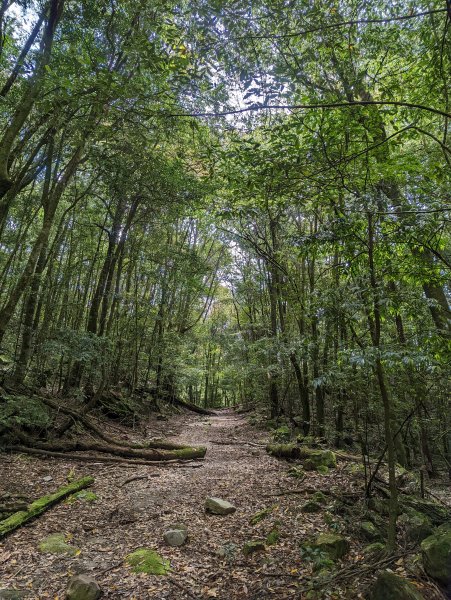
[0,0,450,597]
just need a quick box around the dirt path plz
[0,411,356,599]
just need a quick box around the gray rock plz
[163,528,187,547]
[205,497,236,515]
[42,476,53,483]
[66,574,101,600]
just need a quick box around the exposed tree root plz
[0,476,94,539]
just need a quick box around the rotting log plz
[0,476,94,539]
[10,438,207,461]
[6,445,205,467]
[266,443,301,459]
[266,444,337,467]
[172,397,215,415]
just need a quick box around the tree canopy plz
[0,0,450,556]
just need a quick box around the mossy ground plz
[249,507,272,525]
[38,533,78,555]
[125,548,171,575]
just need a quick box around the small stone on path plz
[163,526,188,546]
[205,497,236,515]
[243,540,265,556]
[66,575,101,600]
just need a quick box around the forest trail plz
[0,410,362,599]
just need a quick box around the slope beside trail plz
[0,411,387,598]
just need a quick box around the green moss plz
[273,426,291,442]
[369,571,425,600]
[171,446,207,459]
[266,528,280,546]
[126,548,171,575]
[67,490,98,504]
[296,448,337,470]
[249,507,272,525]
[38,533,78,555]
[243,540,266,556]
[360,521,382,542]
[312,533,350,560]
[316,465,329,475]
[312,492,327,504]
[363,542,385,557]
[287,466,306,479]
[421,529,451,585]
[0,476,94,539]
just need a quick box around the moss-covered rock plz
[360,521,383,542]
[401,496,450,526]
[311,533,350,560]
[421,529,451,585]
[38,533,78,555]
[368,497,394,516]
[243,540,265,556]
[249,507,272,525]
[399,511,433,544]
[436,521,451,535]
[300,448,336,469]
[368,571,424,600]
[316,465,329,475]
[126,548,171,575]
[66,574,101,600]
[363,542,385,558]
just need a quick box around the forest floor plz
[0,410,446,599]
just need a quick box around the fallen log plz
[6,445,205,467]
[172,397,215,415]
[0,476,94,539]
[266,444,337,468]
[40,397,187,451]
[12,438,207,461]
[266,443,301,458]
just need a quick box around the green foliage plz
[300,545,335,572]
[272,425,291,442]
[0,395,50,430]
